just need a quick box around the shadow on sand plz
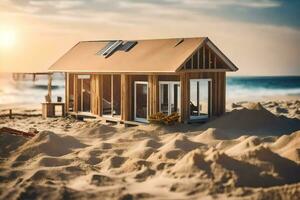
[153,105,300,137]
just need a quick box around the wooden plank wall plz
[65,73,69,114]
[180,73,188,123]
[90,75,102,115]
[73,74,79,112]
[181,44,228,70]
[121,74,131,121]
[148,75,159,117]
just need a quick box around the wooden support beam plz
[148,75,159,117]
[214,55,217,69]
[179,69,228,73]
[197,49,200,69]
[73,74,77,112]
[203,46,205,68]
[99,75,103,116]
[111,75,114,116]
[223,73,226,114]
[218,72,222,115]
[81,79,83,112]
[74,75,78,112]
[212,72,218,116]
[47,73,52,103]
[65,73,69,114]
[209,49,211,69]
[180,73,189,123]
[9,109,12,119]
[121,74,130,121]
[90,74,101,116]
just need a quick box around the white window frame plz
[134,81,148,123]
[159,81,181,115]
[102,74,121,119]
[189,78,212,120]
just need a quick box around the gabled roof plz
[49,37,238,73]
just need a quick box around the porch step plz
[123,120,144,127]
[67,112,145,127]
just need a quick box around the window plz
[102,74,121,118]
[159,82,180,115]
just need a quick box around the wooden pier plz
[12,72,52,82]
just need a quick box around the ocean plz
[0,74,299,106]
[0,73,65,106]
[227,76,300,102]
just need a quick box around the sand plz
[0,100,300,200]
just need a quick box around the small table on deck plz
[42,102,65,118]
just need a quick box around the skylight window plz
[102,40,123,58]
[174,38,184,47]
[97,40,138,58]
[121,41,138,52]
[96,41,116,55]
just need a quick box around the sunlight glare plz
[0,30,16,49]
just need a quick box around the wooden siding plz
[65,73,69,114]
[180,44,230,72]
[121,74,131,121]
[73,74,79,112]
[90,75,102,115]
[180,73,189,123]
[148,75,159,116]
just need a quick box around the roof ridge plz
[79,37,206,43]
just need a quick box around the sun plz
[0,30,16,49]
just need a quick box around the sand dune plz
[0,101,300,200]
[203,102,300,136]
[270,131,300,163]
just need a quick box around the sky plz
[0,0,299,75]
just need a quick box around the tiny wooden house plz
[49,37,238,123]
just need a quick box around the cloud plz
[5,0,282,15]
[179,0,282,9]
[28,0,84,9]
[2,0,292,30]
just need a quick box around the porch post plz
[180,73,189,123]
[121,74,130,121]
[148,74,158,117]
[74,75,78,113]
[65,72,69,114]
[47,73,52,103]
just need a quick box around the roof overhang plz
[206,39,238,72]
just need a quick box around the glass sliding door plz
[159,82,180,115]
[190,79,212,120]
[134,81,148,122]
